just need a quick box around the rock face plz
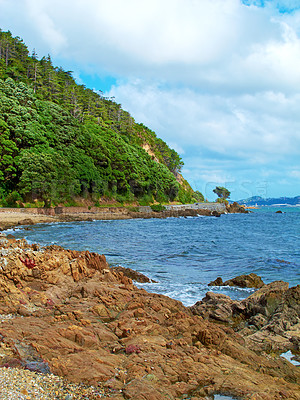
[226,202,249,213]
[208,273,265,289]
[0,236,299,399]
[191,281,300,355]
[111,266,157,283]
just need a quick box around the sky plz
[1,0,300,200]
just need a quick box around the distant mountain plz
[235,196,300,206]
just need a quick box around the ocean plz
[8,206,300,307]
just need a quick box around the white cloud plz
[289,170,300,179]
[25,0,67,54]
[2,0,300,91]
[107,81,300,157]
[106,79,300,198]
[1,0,300,197]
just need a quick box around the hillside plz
[0,29,201,207]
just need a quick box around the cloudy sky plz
[1,0,300,200]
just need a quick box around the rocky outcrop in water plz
[226,202,249,213]
[111,266,157,283]
[191,281,300,355]
[208,273,265,289]
[0,234,299,399]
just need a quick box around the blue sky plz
[1,0,300,200]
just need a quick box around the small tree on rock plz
[213,186,230,200]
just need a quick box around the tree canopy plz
[213,186,230,200]
[0,29,204,206]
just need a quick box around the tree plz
[213,186,230,200]
[193,190,204,202]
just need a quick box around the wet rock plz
[223,273,265,289]
[112,266,156,283]
[208,277,223,286]
[209,273,265,289]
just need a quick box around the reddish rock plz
[226,202,249,213]
[112,266,156,283]
[208,273,265,288]
[0,239,299,399]
[191,281,300,355]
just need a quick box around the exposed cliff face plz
[142,143,160,163]
[0,234,299,399]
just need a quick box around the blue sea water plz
[7,207,300,306]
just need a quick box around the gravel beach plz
[0,368,106,399]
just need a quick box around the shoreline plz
[0,202,248,231]
[0,234,299,399]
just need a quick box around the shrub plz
[127,206,140,212]
[2,191,23,207]
[150,204,166,212]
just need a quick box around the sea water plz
[7,207,300,306]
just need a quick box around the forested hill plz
[0,29,202,207]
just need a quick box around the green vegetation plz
[213,186,230,201]
[150,204,166,212]
[0,29,203,206]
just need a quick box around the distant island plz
[234,195,300,206]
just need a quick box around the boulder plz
[112,266,157,283]
[208,273,265,289]
[208,277,223,286]
[226,202,249,213]
[17,218,34,225]
[223,273,265,288]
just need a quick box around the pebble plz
[0,368,107,399]
[0,314,16,322]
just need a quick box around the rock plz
[17,305,32,317]
[24,361,51,374]
[17,218,34,226]
[0,238,299,399]
[191,292,236,323]
[209,273,265,288]
[211,211,221,217]
[223,273,265,288]
[208,277,223,286]
[276,210,283,213]
[191,281,300,355]
[226,202,249,213]
[112,266,157,283]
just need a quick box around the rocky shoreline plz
[0,202,248,231]
[0,232,299,399]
